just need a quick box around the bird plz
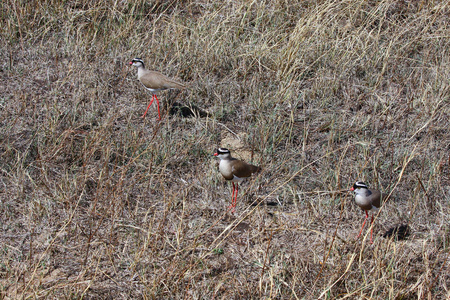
[214,148,261,212]
[350,181,383,243]
[129,58,185,120]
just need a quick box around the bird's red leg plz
[228,182,236,211]
[357,211,369,239]
[142,95,155,119]
[154,94,161,120]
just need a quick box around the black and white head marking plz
[216,148,230,155]
[131,58,145,68]
[353,181,368,190]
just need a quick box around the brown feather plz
[139,70,185,90]
[356,189,382,211]
[230,160,261,179]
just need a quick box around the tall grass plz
[0,0,449,298]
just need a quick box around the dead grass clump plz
[1,0,449,298]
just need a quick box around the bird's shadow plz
[382,224,410,240]
[169,101,209,118]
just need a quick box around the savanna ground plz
[1,0,449,299]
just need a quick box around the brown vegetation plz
[0,0,449,298]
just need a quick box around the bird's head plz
[214,148,231,160]
[129,58,145,68]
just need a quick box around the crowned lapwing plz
[351,181,383,243]
[129,58,185,120]
[214,148,261,212]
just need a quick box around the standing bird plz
[214,148,261,212]
[129,58,185,120]
[351,181,382,243]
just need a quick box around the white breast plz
[355,194,378,211]
[219,160,232,177]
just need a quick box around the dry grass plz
[0,0,449,298]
